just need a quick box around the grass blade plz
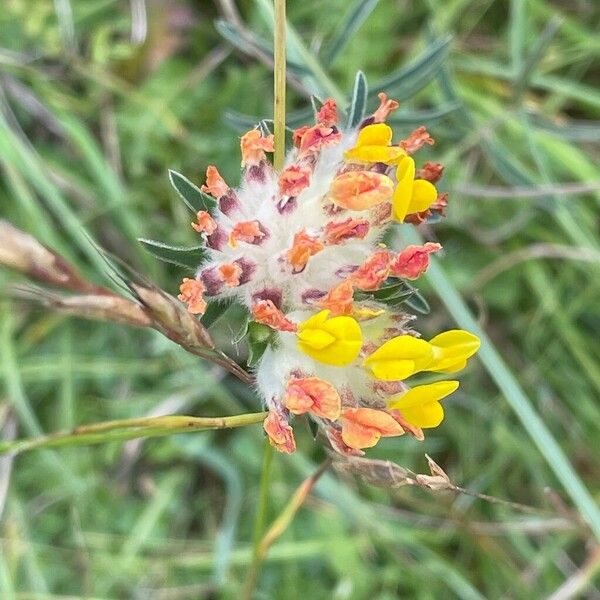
[398,227,600,542]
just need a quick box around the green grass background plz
[1,0,600,598]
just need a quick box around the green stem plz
[241,5,287,597]
[273,0,286,170]
[0,412,267,456]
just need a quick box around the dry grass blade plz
[242,458,332,600]
[0,221,253,383]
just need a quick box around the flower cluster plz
[178,93,479,455]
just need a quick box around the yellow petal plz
[363,335,433,380]
[388,381,459,410]
[428,330,480,372]
[296,328,336,350]
[355,123,393,147]
[400,402,445,428]
[297,309,362,366]
[406,179,438,214]
[392,156,415,222]
[430,359,468,374]
[344,124,405,164]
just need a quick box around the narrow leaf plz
[347,71,368,128]
[323,0,380,66]
[168,170,216,213]
[388,102,461,125]
[138,238,205,269]
[372,35,452,101]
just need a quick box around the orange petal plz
[200,165,229,198]
[389,243,442,280]
[315,280,354,316]
[229,221,265,247]
[240,130,274,166]
[217,262,243,287]
[292,125,311,147]
[387,409,425,441]
[329,171,394,211]
[316,98,338,126]
[416,162,444,183]
[399,126,435,154]
[324,217,370,244]
[177,278,207,315]
[373,92,399,123]
[192,210,217,235]
[284,377,341,420]
[351,250,391,291]
[298,125,342,154]
[279,165,311,197]
[341,408,404,449]
[252,300,297,332]
[286,230,325,273]
[263,411,296,454]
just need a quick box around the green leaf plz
[347,71,368,128]
[202,299,233,328]
[138,238,205,270]
[528,112,600,141]
[322,0,380,66]
[224,107,313,132]
[403,290,430,314]
[168,170,216,214]
[214,20,309,78]
[246,321,276,367]
[372,35,452,101]
[388,102,461,125]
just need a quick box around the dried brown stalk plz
[0,220,253,384]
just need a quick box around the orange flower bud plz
[389,243,441,280]
[351,250,391,291]
[279,165,311,197]
[416,161,444,183]
[341,408,404,449]
[292,125,310,147]
[201,165,229,198]
[284,377,341,420]
[399,126,435,154]
[217,262,243,287]
[252,300,297,332]
[263,411,296,454]
[373,92,399,123]
[298,125,342,154]
[178,278,207,315]
[315,280,354,315]
[286,230,324,273]
[329,171,394,211]
[229,221,265,247]
[324,217,370,244]
[316,98,338,126]
[192,210,217,235]
[240,130,274,166]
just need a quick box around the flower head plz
[174,93,479,454]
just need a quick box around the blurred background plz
[1,0,600,598]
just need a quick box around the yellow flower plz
[344,124,406,165]
[363,329,480,380]
[387,380,459,428]
[392,156,438,222]
[297,310,362,366]
[363,335,433,380]
[427,330,481,373]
